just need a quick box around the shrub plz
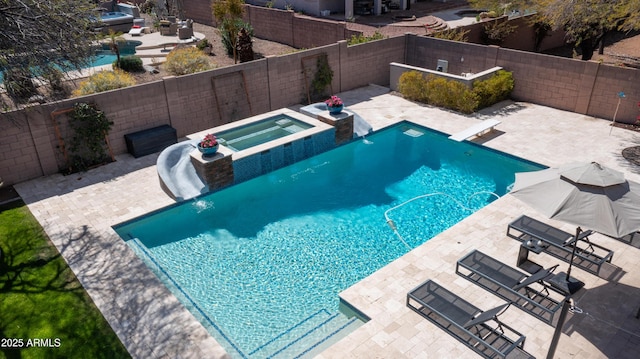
[429,28,470,42]
[196,38,211,51]
[481,20,516,45]
[72,69,136,96]
[3,68,38,103]
[42,67,69,100]
[472,70,514,108]
[221,20,253,57]
[164,47,213,76]
[397,71,427,102]
[114,55,144,72]
[397,70,514,114]
[424,75,479,114]
[310,53,333,101]
[66,102,114,173]
[347,31,386,45]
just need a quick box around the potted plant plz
[325,95,344,114]
[197,133,219,157]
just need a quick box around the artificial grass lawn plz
[0,201,130,359]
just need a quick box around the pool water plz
[115,122,543,358]
[216,115,314,152]
[0,41,140,83]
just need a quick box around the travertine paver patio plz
[14,85,640,358]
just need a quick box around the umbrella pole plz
[565,227,581,281]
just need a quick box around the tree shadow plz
[54,224,217,357]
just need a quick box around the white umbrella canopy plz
[511,162,640,238]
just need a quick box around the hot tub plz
[93,11,134,33]
[215,115,314,152]
[188,109,335,184]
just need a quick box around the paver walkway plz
[15,85,640,358]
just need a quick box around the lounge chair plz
[407,279,532,359]
[507,215,614,275]
[456,250,569,326]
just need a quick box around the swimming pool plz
[93,41,140,67]
[216,115,314,152]
[115,122,544,358]
[0,41,140,84]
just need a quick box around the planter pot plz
[328,104,343,114]
[197,143,219,157]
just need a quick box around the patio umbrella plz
[511,161,640,238]
[510,161,640,359]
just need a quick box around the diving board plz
[448,119,501,142]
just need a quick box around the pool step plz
[250,309,362,359]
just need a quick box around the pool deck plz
[14,84,640,358]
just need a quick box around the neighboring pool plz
[0,41,141,84]
[92,40,140,67]
[115,122,544,358]
[216,115,314,152]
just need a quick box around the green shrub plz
[114,55,144,72]
[397,71,427,101]
[424,75,479,114]
[347,31,386,45]
[72,69,136,96]
[221,19,253,56]
[164,47,213,76]
[429,28,470,42]
[42,67,69,100]
[397,70,514,114]
[3,68,38,103]
[472,70,514,108]
[67,102,114,173]
[310,53,333,101]
[196,38,211,51]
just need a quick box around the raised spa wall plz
[187,109,344,190]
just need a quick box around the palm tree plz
[103,30,126,68]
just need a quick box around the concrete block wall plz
[0,114,44,185]
[292,16,347,49]
[3,31,640,187]
[246,6,295,46]
[341,36,405,90]
[267,44,342,109]
[182,0,214,26]
[245,5,355,49]
[70,81,172,155]
[588,65,640,123]
[496,48,587,112]
[459,15,566,53]
[29,80,172,173]
[406,35,495,76]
